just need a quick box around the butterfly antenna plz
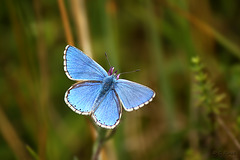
[120,69,140,75]
[105,52,112,67]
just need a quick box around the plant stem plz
[91,127,116,160]
[217,116,240,151]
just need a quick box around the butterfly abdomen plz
[92,76,116,111]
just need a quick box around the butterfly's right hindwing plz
[64,45,108,81]
[92,90,122,129]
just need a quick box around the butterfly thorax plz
[101,75,116,92]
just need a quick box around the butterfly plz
[64,45,155,129]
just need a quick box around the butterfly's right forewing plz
[64,45,108,81]
[114,79,155,111]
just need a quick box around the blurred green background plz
[1,0,240,159]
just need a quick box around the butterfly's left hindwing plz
[65,81,102,115]
[64,45,108,81]
[114,79,155,111]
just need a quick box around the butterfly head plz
[108,67,120,80]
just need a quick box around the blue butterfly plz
[64,45,155,129]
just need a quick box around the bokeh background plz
[1,0,240,159]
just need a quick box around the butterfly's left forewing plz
[114,79,155,111]
[64,45,108,81]
[92,90,122,129]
